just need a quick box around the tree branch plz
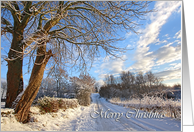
[21,1,32,28]
[1,2,21,24]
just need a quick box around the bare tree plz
[145,71,155,88]
[153,77,163,91]
[47,65,68,97]
[104,74,117,86]
[120,71,135,87]
[70,73,95,105]
[41,78,56,97]
[1,1,152,123]
[70,73,96,93]
[36,77,69,99]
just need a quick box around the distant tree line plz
[1,81,7,99]
[99,71,166,99]
[36,78,69,99]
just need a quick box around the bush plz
[58,99,67,109]
[58,98,79,109]
[37,96,79,114]
[37,96,57,113]
[76,88,92,106]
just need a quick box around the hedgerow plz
[37,96,79,114]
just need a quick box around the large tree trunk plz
[14,42,52,123]
[6,30,24,108]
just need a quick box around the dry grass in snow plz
[109,95,181,119]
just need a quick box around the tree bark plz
[6,30,24,108]
[14,42,52,123]
[5,1,33,108]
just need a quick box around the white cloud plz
[161,42,173,48]
[154,62,181,82]
[174,39,181,44]
[177,7,181,13]
[144,52,153,56]
[167,63,181,70]
[154,68,181,81]
[164,34,169,37]
[170,63,177,66]
[167,37,171,40]
[163,82,179,87]
[94,55,127,81]
[127,56,155,72]
[155,40,167,45]
[98,74,107,79]
[125,32,132,38]
[126,1,181,72]
[153,44,181,66]
[127,44,134,48]
[176,4,181,14]
[94,70,100,73]
[174,30,181,39]
[100,55,126,74]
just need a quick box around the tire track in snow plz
[94,95,132,131]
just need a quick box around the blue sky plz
[1,1,182,87]
[89,1,182,86]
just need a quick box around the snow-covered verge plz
[109,95,181,119]
[1,101,97,131]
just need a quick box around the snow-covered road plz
[1,93,181,131]
[90,93,181,131]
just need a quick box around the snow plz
[29,6,38,12]
[1,93,181,131]
[12,90,25,108]
[1,102,5,108]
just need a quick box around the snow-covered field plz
[1,93,181,131]
[109,95,181,119]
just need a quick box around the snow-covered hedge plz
[58,98,79,109]
[37,96,79,114]
[76,87,92,106]
[109,95,181,119]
